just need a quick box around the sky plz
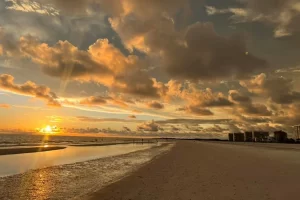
[0,0,300,138]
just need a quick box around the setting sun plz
[45,125,52,133]
[39,125,58,134]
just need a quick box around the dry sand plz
[90,141,300,200]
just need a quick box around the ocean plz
[0,133,142,146]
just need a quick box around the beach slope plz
[90,141,300,200]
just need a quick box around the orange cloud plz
[0,104,10,109]
[0,74,61,107]
[178,106,214,116]
[147,101,164,109]
[1,34,166,98]
[79,96,109,106]
[137,120,161,132]
[240,73,300,104]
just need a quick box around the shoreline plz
[0,146,66,156]
[0,142,161,156]
[0,143,173,200]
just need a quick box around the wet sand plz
[91,141,300,200]
[0,143,173,200]
[0,146,66,155]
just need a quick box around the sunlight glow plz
[45,125,52,133]
[39,125,58,134]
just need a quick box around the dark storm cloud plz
[162,22,267,80]
[0,74,61,107]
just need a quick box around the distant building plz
[233,133,244,142]
[274,131,288,143]
[245,132,253,142]
[228,133,234,141]
[253,131,269,142]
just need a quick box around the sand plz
[0,146,66,155]
[90,141,300,200]
[0,143,173,200]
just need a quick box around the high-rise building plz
[228,133,234,141]
[274,131,288,143]
[245,132,253,142]
[233,133,244,142]
[253,131,269,142]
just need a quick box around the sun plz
[39,125,54,134]
[44,125,52,133]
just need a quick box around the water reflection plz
[0,143,158,177]
[26,171,52,200]
[10,170,52,200]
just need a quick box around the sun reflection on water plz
[12,170,52,200]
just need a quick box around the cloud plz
[0,104,10,108]
[174,86,233,116]
[7,0,91,15]
[0,74,61,107]
[178,106,214,116]
[106,0,267,81]
[156,118,231,125]
[162,22,267,80]
[123,126,131,132]
[108,0,191,51]
[206,0,300,38]
[203,124,229,133]
[137,120,160,132]
[240,73,300,104]
[0,33,167,98]
[241,103,273,116]
[128,115,136,119]
[1,1,107,46]
[76,116,143,123]
[79,96,109,106]
[147,101,164,109]
[183,87,233,108]
[228,90,251,103]
[229,90,272,116]
[6,0,59,16]
[182,88,232,109]
[273,103,300,126]
[170,125,180,132]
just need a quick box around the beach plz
[90,141,300,200]
[0,143,173,199]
